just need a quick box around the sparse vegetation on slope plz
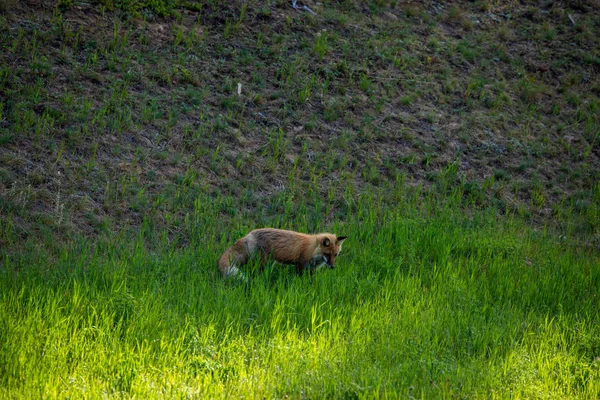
[0,0,599,249]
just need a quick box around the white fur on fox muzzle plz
[315,256,329,270]
[324,256,334,269]
[319,256,333,269]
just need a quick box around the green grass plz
[1,1,600,397]
[1,194,599,398]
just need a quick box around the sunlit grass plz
[1,195,598,398]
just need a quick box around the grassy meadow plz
[2,193,599,398]
[1,0,600,398]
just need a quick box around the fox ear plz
[337,236,347,243]
[321,238,330,247]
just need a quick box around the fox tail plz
[218,246,248,282]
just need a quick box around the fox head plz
[317,235,347,268]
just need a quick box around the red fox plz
[218,228,347,279]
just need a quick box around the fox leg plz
[296,263,315,284]
[257,250,273,272]
[295,255,328,279]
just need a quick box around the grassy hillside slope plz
[1,0,600,398]
[0,0,599,249]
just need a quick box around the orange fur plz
[218,228,347,278]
